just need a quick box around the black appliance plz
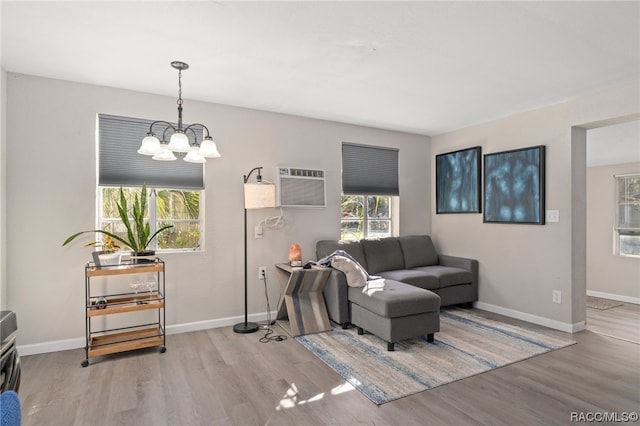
[0,310,21,393]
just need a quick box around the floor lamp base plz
[233,322,259,334]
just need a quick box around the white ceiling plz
[1,1,639,142]
[587,120,640,167]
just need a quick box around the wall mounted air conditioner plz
[276,167,326,208]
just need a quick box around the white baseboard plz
[19,300,595,356]
[587,290,640,305]
[474,301,585,333]
[17,337,85,357]
[165,311,276,335]
[17,311,277,357]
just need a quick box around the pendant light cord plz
[177,68,183,107]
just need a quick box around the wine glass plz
[130,279,142,303]
[145,275,156,300]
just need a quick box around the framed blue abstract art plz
[436,146,482,214]
[484,145,546,224]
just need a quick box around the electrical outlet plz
[258,266,267,280]
[552,290,562,304]
[546,210,560,223]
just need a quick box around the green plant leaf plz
[64,183,174,253]
[132,194,143,250]
[62,230,132,250]
[118,187,138,252]
[142,221,151,249]
[146,224,174,249]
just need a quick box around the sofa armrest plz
[323,268,350,326]
[438,255,479,288]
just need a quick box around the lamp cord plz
[259,208,286,231]
[259,273,287,343]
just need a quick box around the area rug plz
[587,296,623,310]
[295,308,575,405]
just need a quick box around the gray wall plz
[5,73,430,350]
[5,73,639,352]
[587,162,640,301]
[1,67,6,311]
[0,5,4,312]
[430,81,639,331]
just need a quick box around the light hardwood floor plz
[586,300,640,344]
[18,309,640,426]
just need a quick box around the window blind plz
[342,142,399,195]
[98,114,204,189]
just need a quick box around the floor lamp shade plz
[244,183,276,209]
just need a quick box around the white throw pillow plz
[331,255,367,288]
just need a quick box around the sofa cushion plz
[348,279,440,318]
[316,240,368,270]
[361,238,405,275]
[398,235,438,268]
[411,265,473,289]
[330,255,367,288]
[379,269,440,290]
[377,270,440,290]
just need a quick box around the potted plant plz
[84,235,122,266]
[63,184,173,263]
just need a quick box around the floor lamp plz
[233,166,276,334]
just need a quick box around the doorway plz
[585,120,640,343]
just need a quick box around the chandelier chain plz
[177,69,183,106]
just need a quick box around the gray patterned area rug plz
[295,308,575,405]
[586,296,624,310]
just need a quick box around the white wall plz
[1,67,6,310]
[7,72,638,350]
[431,81,640,332]
[5,73,430,350]
[587,162,640,301]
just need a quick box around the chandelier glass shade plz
[138,61,220,163]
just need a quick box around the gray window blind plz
[342,142,399,195]
[98,114,204,189]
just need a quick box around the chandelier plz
[137,61,220,163]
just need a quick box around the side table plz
[274,263,331,337]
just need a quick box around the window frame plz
[340,142,400,241]
[96,114,205,253]
[615,173,640,257]
[340,194,395,241]
[97,186,204,253]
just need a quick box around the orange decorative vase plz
[289,244,302,267]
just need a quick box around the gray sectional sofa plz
[316,235,479,328]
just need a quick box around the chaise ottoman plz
[348,279,441,351]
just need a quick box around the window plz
[341,142,399,241]
[98,114,204,252]
[99,187,202,251]
[341,195,392,241]
[615,173,640,257]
